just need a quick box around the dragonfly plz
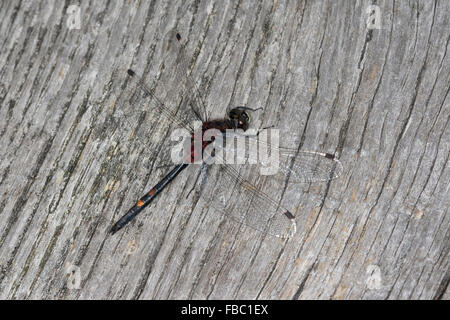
[108,31,343,239]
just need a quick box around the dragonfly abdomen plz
[109,163,188,234]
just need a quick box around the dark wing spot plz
[283,211,295,220]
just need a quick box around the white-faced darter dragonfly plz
[108,32,343,239]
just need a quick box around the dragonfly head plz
[229,108,250,131]
[229,106,262,131]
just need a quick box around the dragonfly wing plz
[104,67,201,172]
[199,159,297,239]
[162,29,209,122]
[277,149,343,183]
[221,131,344,183]
[114,68,196,132]
[109,28,212,150]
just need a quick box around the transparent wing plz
[163,29,209,122]
[106,29,209,166]
[113,67,197,132]
[221,130,344,183]
[100,68,191,176]
[199,151,297,239]
[196,131,344,238]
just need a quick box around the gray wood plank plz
[0,0,448,299]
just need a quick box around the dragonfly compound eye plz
[241,111,250,123]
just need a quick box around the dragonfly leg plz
[255,124,275,137]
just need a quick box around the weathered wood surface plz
[0,0,448,300]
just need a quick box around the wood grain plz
[0,0,448,299]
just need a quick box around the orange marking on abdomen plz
[148,189,155,196]
[137,200,144,207]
